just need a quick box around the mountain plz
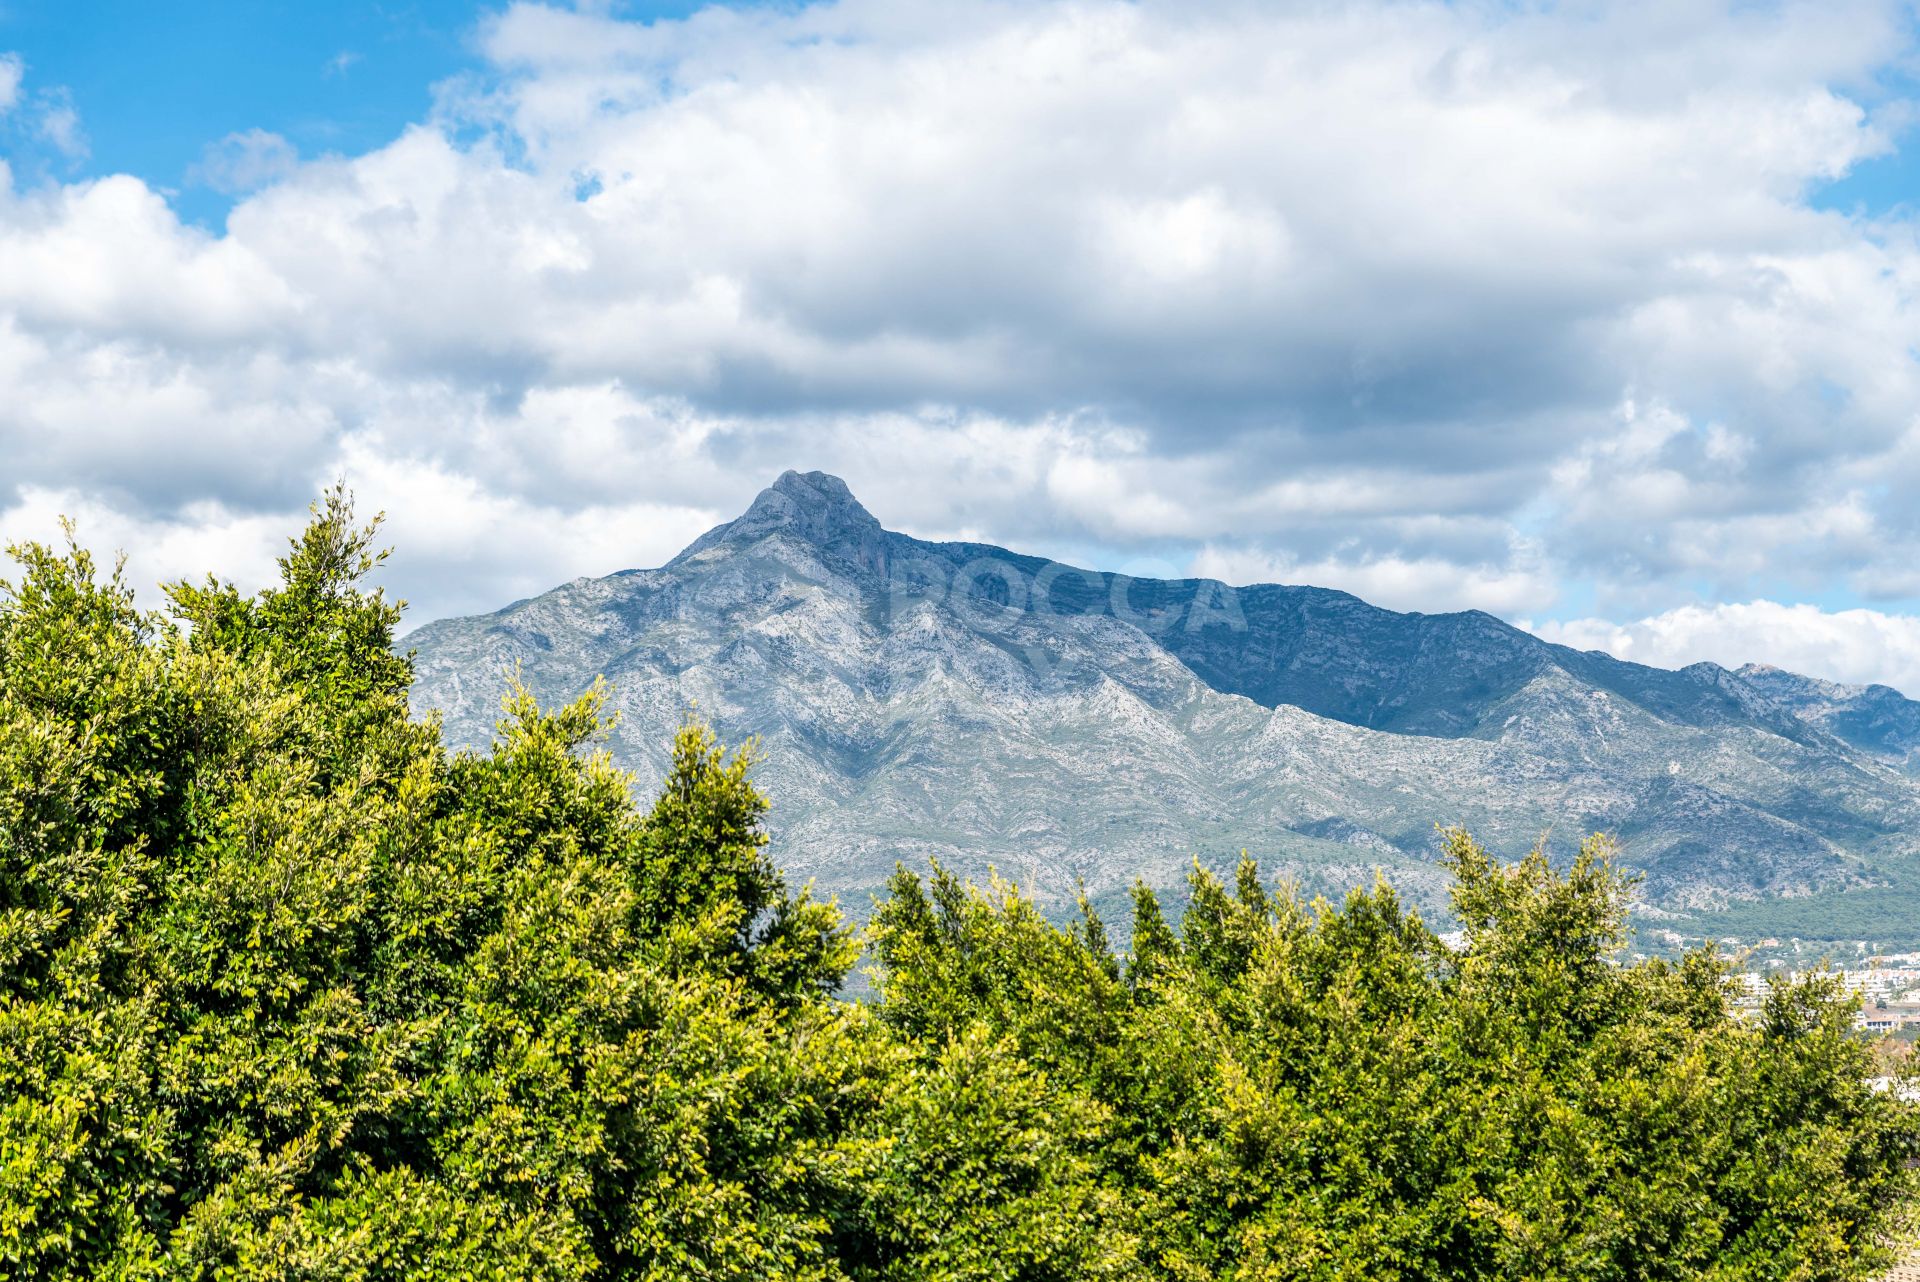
[1726,664,1920,774]
[405,470,1920,935]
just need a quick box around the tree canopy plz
[2,494,1915,1280]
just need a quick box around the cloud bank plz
[1532,602,1920,699]
[3,0,1920,692]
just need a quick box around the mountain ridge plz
[406,470,1920,935]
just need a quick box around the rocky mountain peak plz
[677,470,885,561]
[409,469,1920,934]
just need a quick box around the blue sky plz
[1815,147,1920,217]
[7,0,1920,693]
[0,1,756,221]
[1,1,479,221]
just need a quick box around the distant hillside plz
[407,471,1920,938]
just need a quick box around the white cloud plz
[191,129,300,195]
[34,88,85,159]
[0,54,87,162]
[1529,602,1920,699]
[0,53,22,115]
[0,0,1918,662]
[0,485,290,608]
[0,392,730,628]
[0,174,297,340]
[1190,542,1558,618]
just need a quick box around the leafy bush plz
[2,496,1914,1279]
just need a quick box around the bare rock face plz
[406,470,1920,931]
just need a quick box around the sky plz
[6,1,1920,695]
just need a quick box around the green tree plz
[2,495,1915,1280]
[0,496,871,1279]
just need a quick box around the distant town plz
[1719,947,1920,1035]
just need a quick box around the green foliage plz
[0,496,872,1279]
[2,497,1916,1279]
[870,835,1920,1280]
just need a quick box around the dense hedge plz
[2,494,1915,1280]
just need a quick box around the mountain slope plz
[405,471,1920,929]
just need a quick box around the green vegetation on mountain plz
[3,495,1917,1279]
